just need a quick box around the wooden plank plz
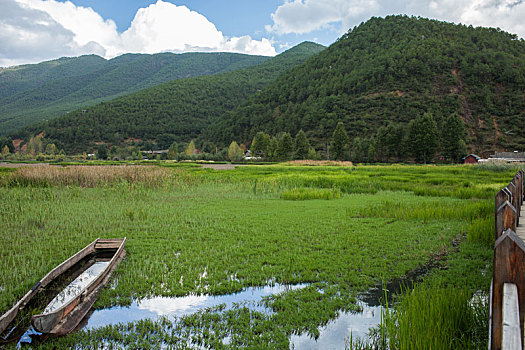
[491,230,525,350]
[95,238,125,249]
[502,283,522,350]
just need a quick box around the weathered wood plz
[496,201,518,240]
[491,229,525,350]
[32,237,126,334]
[52,250,126,335]
[502,283,522,350]
[508,182,518,214]
[513,174,522,226]
[505,202,518,233]
[496,190,512,240]
[0,239,98,335]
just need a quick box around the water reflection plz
[289,301,382,349]
[84,283,308,330]
[44,262,110,313]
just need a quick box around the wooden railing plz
[490,170,525,350]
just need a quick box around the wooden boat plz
[0,238,126,337]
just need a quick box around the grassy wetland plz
[0,163,518,349]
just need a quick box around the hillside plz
[208,16,525,156]
[0,52,269,134]
[14,42,325,153]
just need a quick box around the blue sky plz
[1,0,525,67]
[52,0,341,50]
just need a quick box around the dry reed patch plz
[2,165,173,187]
[285,160,353,167]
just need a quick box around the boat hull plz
[0,239,99,336]
[31,238,126,334]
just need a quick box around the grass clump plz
[381,282,487,350]
[280,187,341,200]
[466,216,494,246]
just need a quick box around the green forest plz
[6,16,525,162]
[11,42,324,154]
[0,51,269,134]
[210,16,525,158]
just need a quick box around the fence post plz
[495,201,517,240]
[491,229,525,349]
[496,190,511,240]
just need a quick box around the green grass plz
[280,187,342,200]
[380,281,487,350]
[0,163,507,348]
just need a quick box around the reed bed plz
[1,165,173,188]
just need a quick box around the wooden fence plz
[491,170,524,349]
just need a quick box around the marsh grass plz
[0,163,506,348]
[381,282,488,350]
[280,187,342,200]
[1,165,174,188]
[357,199,492,221]
[356,198,494,245]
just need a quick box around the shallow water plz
[16,283,386,348]
[45,261,110,313]
[289,301,382,349]
[84,283,308,329]
[83,283,384,349]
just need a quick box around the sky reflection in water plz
[84,283,383,349]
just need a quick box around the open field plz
[0,163,518,349]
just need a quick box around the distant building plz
[488,151,525,163]
[463,154,480,164]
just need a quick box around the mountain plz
[0,52,270,134]
[208,16,525,156]
[13,42,325,153]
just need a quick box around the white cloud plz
[0,0,106,66]
[0,0,276,67]
[267,0,380,35]
[267,0,525,39]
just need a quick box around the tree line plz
[239,112,467,163]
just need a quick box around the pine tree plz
[276,133,294,160]
[185,140,196,155]
[441,113,467,163]
[2,145,9,158]
[407,113,439,163]
[96,144,108,160]
[331,122,349,160]
[228,141,244,161]
[268,137,278,161]
[251,132,270,158]
[294,130,310,159]
[168,141,178,160]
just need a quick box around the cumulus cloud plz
[0,0,106,66]
[267,0,380,34]
[0,0,276,67]
[267,0,525,39]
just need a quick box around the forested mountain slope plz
[0,52,269,134]
[14,42,325,153]
[208,16,525,156]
